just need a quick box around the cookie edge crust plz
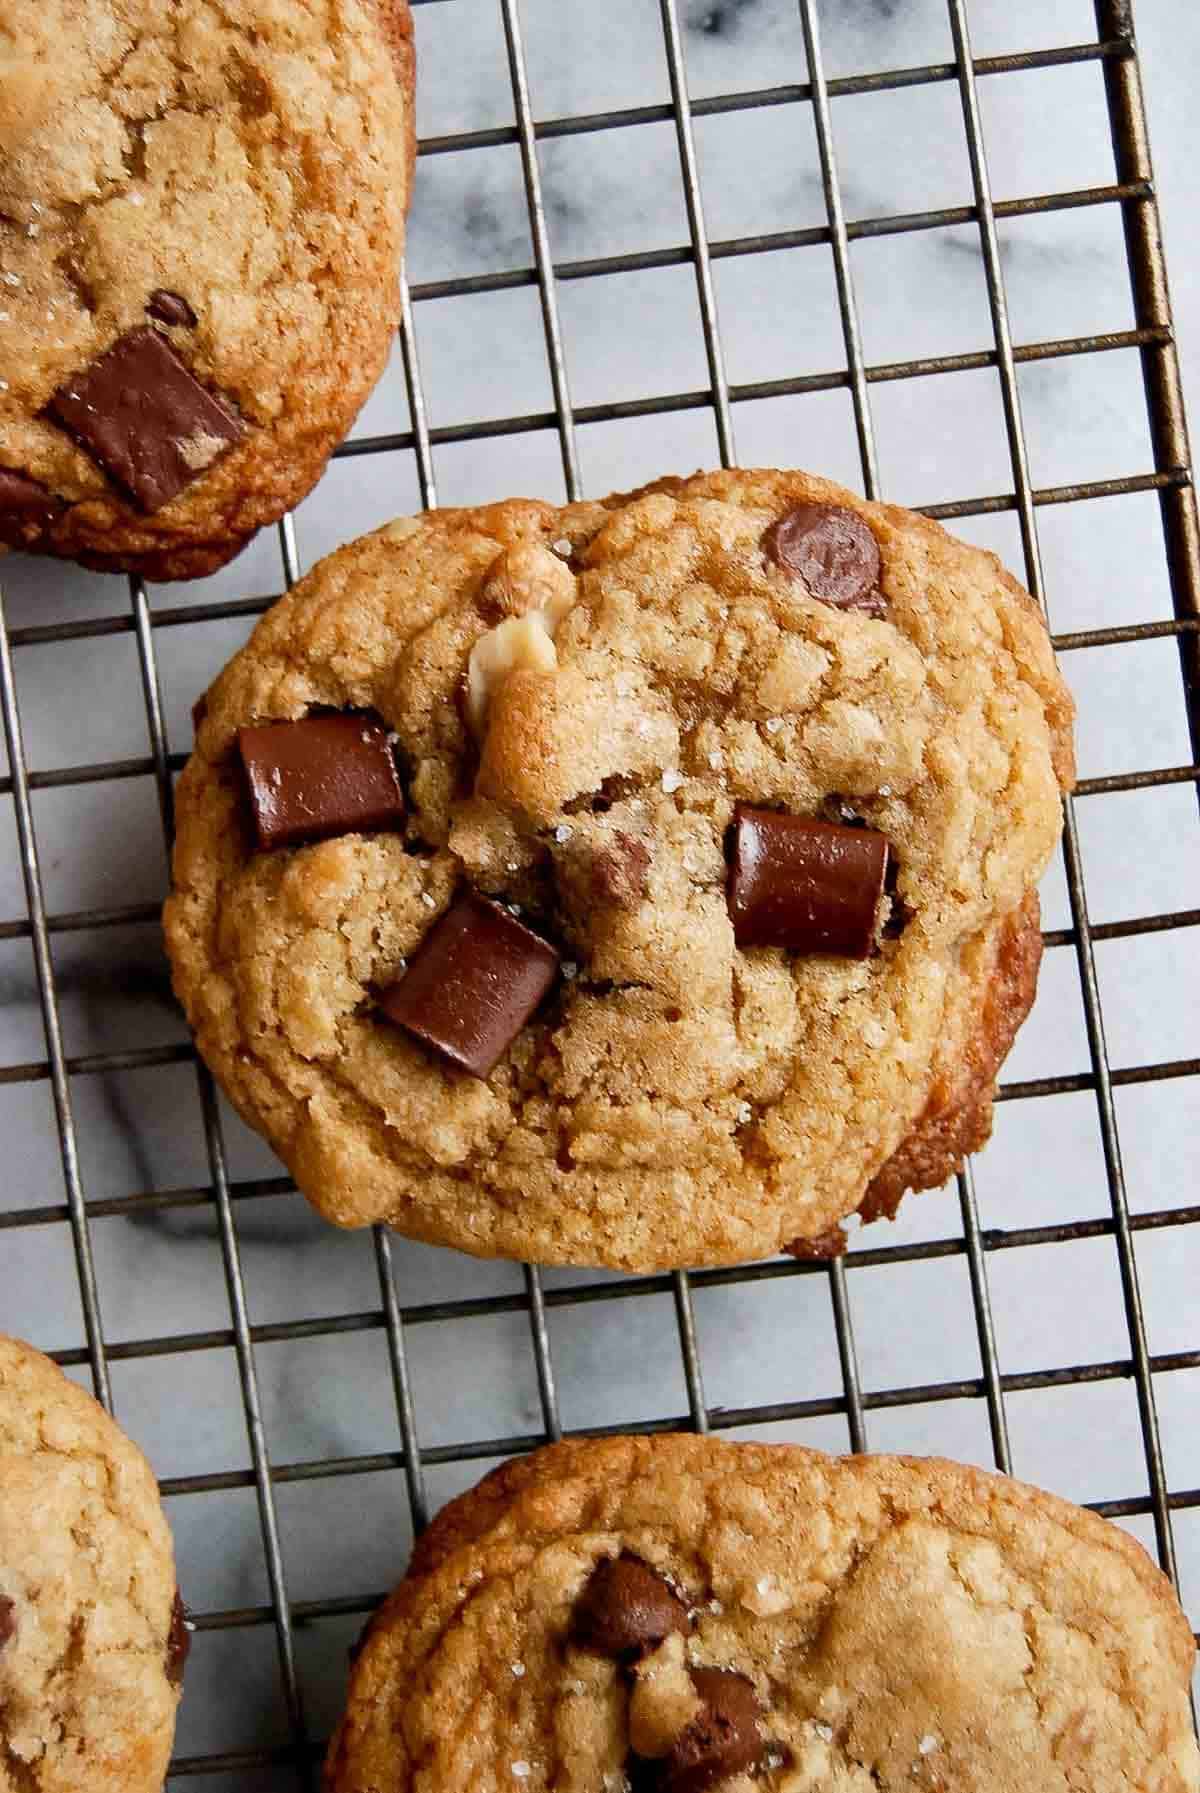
[0,0,416,584]
[323,1434,1197,1793]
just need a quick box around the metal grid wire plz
[0,0,1198,1783]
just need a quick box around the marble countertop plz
[1,3,1198,1787]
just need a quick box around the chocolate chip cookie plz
[164,467,1075,1269]
[0,0,414,581]
[324,1434,1200,1793]
[0,1334,186,1792]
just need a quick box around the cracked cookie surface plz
[0,1334,182,1793]
[0,0,414,580]
[324,1434,1200,1793]
[164,467,1074,1270]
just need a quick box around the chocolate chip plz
[48,326,245,513]
[592,832,652,906]
[573,1553,691,1662]
[660,1669,765,1793]
[166,1591,191,1687]
[238,713,406,852]
[146,290,198,328]
[378,891,559,1079]
[763,504,885,617]
[728,805,888,958]
[0,468,62,546]
[0,1596,16,1651]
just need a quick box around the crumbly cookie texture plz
[0,0,414,581]
[165,467,1075,1270]
[324,1434,1200,1793]
[0,1334,183,1793]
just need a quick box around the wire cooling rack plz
[1,0,1198,1786]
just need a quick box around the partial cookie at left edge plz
[0,1334,185,1793]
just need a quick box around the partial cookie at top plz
[324,1434,1200,1793]
[0,1333,184,1793]
[164,467,1074,1270]
[0,0,414,581]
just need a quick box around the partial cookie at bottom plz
[325,1434,1200,1793]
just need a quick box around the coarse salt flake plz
[661,768,684,794]
[919,1735,939,1756]
[736,1102,752,1126]
[764,716,784,736]
[421,892,436,909]
[511,1661,526,1678]
[511,1762,531,1780]
[553,824,572,843]
[562,961,579,981]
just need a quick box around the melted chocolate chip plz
[763,504,885,618]
[378,891,559,1080]
[0,468,62,546]
[48,326,245,513]
[660,1669,765,1793]
[728,805,889,959]
[239,713,406,852]
[166,1591,191,1686]
[146,290,198,328]
[0,1595,16,1651]
[592,832,652,907]
[573,1553,691,1663]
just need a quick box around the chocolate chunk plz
[48,326,244,513]
[763,504,885,617]
[238,713,406,852]
[166,1591,191,1687]
[592,831,652,906]
[0,1595,15,1651]
[146,290,198,328]
[0,468,62,545]
[378,891,559,1079]
[728,805,888,958]
[573,1553,690,1662]
[660,1669,765,1793]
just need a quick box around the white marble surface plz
[1,3,1198,1787]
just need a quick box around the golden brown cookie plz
[0,1334,186,1793]
[164,468,1075,1270]
[324,1434,1200,1793]
[0,0,414,581]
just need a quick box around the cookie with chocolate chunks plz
[0,0,414,580]
[323,1435,1200,1793]
[165,467,1074,1269]
[0,1334,184,1793]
